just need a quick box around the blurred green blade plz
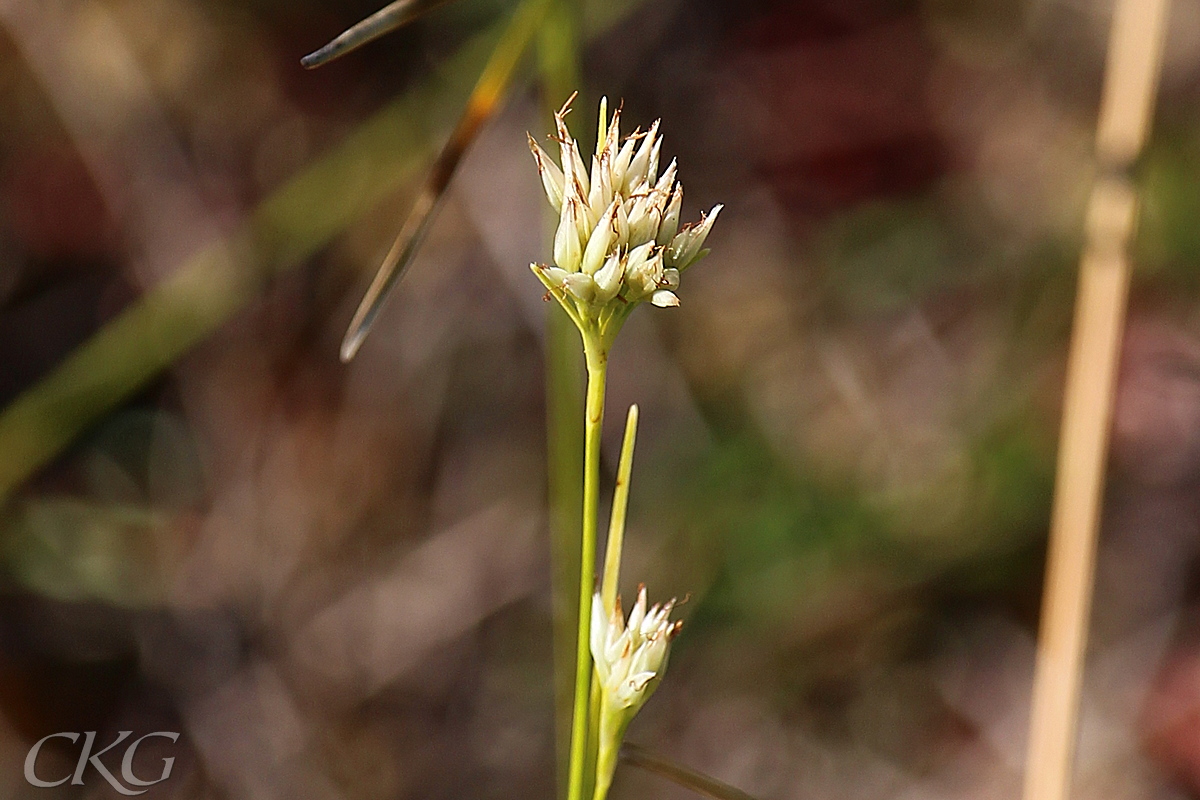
[301,0,458,68]
[0,21,511,501]
[535,1,584,795]
[341,0,552,362]
[4,498,171,608]
[621,744,762,800]
[341,189,442,362]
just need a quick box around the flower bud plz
[609,137,636,193]
[590,587,681,715]
[528,96,721,340]
[657,185,683,246]
[651,289,679,307]
[668,204,722,269]
[594,252,625,303]
[554,200,583,273]
[581,200,619,276]
[529,135,565,213]
[647,137,662,187]
[562,272,597,303]
[624,121,660,194]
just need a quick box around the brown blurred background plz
[3,0,1200,798]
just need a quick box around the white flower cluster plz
[530,96,721,334]
[590,586,681,716]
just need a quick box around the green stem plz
[586,678,601,800]
[567,336,607,800]
[592,702,627,800]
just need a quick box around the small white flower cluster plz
[590,586,681,717]
[530,96,721,334]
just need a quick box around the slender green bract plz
[602,404,638,613]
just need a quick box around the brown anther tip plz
[557,91,578,118]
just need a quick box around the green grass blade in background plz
[546,302,585,798]
[301,0,459,68]
[341,0,552,361]
[0,20,510,501]
[536,1,585,794]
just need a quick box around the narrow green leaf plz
[537,3,585,797]
[601,403,638,612]
[0,22,508,501]
[301,0,459,68]
[341,0,553,361]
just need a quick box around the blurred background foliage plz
[4,0,1200,798]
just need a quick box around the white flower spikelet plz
[590,586,682,716]
[529,95,722,338]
